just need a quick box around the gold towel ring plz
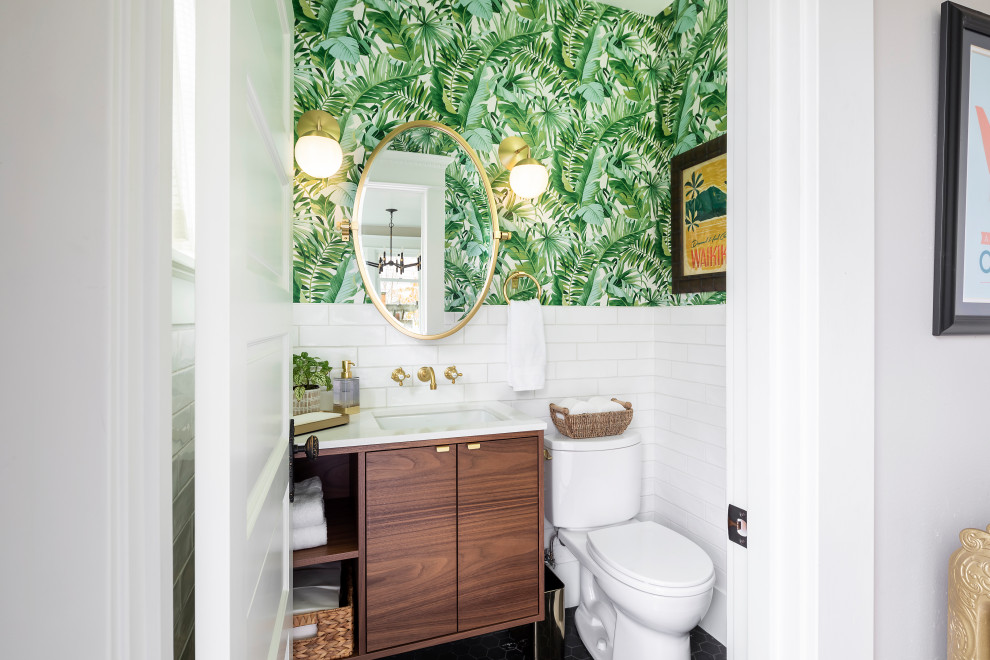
[502,270,541,303]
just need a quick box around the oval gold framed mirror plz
[352,120,503,340]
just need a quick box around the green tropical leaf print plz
[292,0,727,307]
[458,0,494,21]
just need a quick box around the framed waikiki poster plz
[671,135,728,294]
[934,2,990,334]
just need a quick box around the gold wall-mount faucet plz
[417,366,437,390]
[444,366,463,384]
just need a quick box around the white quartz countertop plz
[294,400,547,450]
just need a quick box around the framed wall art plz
[934,2,990,334]
[671,135,727,295]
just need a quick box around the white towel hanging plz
[506,298,546,392]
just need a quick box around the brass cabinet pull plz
[543,448,552,460]
[467,443,481,450]
[436,445,450,453]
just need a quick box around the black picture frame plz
[934,2,990,334]
[671,135,727,295]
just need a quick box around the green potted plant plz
[292,352,333,415]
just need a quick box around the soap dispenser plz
[333,360,360,414]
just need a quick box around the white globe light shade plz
[509,159,550,199]
[295,134,343,178]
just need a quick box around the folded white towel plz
[295,476,323,496]
[588,396,626,413]
[292,522,327,551]
[293,585,341,614]
[292,489,325,529]
[565,400,594,414]
[292,624,318,641]
[506,298,546,392]
[554,396,625,414]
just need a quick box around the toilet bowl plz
[545,430,716,660]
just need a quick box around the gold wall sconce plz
[499,136,550,199]
[295,109,343,178]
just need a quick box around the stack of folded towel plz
[292,477,327,551]
[555,396,627,414]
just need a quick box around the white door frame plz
[103,0,877,657]
[107,0,175,658]
[727,1,876,659]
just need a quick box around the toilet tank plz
[544,430,642,529]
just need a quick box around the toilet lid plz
[588,521,715,595]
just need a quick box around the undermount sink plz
[374,406,504,431]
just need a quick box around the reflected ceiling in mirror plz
[353,121,501,340]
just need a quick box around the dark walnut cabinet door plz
[365,446,458,651]
[457,437,541,631]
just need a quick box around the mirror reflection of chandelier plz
[366,208,422,277]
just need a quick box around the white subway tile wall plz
[172,324,195,660]
[655,305,728,605]
[293,304,726,540]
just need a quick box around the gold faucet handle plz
[391,367,410,386]
[444,366,463,384]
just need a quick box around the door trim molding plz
[728,1,875,658]
[107,0,174,659]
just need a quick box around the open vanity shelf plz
[292,497,359,567]
[292,430,545,659]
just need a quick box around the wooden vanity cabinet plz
[362,434,544,655]
[364,445,458,651]
[457,437,541,630]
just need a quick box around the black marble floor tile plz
[387,607,726,660]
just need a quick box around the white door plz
[194,0,295,657]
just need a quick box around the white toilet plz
[545,430,715,660]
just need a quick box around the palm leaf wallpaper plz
[293,0,728,307]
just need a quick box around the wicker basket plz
[549,398,634,439]
[292,565,354,660]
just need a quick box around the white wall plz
[293,302,728,641]
[654,305,727,642]
[0,1,114,656]
[293,305,659,509]
[875,1,990,657]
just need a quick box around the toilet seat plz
[587,521,715,598]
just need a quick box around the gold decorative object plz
[391,367,410,387]
[417,366,437,390]
[338,220,351,242]
[443,366,463,384]
[352,120,504,341]
[948,525,990,660]
[502,270,541,303]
